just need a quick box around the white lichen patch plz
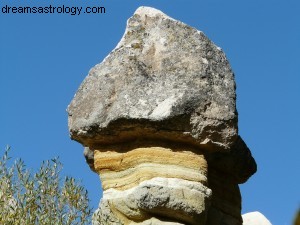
[149,95,178,120]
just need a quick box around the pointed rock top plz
[68,7,237,150]
[134,6,169,19]
[116,6,177,49]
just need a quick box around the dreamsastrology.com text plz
[1,4,106,16]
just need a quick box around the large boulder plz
[67,6,256,225]
[242,212,272,225]
[68,6,238,151]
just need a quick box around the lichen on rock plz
[68,6,237,151]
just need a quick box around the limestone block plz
[93,146,208,190]
[99,178,211,225]
[67,6,238,151]
[67,6,257,225]
[91,143,211,224]
[242,212,272,225]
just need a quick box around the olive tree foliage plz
[0,146,92,225]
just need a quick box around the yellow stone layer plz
[94,147,207,190]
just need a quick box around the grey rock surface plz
[242,212,272,225]
[67,6,237,151]
[96,178,211,225]
[83,147,95,172]
[67,6,257,225]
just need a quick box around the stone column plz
[67,7,256,225]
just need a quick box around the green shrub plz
[0,146,92,225]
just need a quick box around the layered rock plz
[90,144,210,225]
[67,6,257,225]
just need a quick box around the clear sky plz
[1,0,299,224]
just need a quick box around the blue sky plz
[1,0,299,224]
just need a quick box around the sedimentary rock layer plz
[93,177,212,225]
[67,6,257,225]
[90,144,211,224]
[93,146,207,190]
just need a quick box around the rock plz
[83,147,95,172]
[93,146,208,191]
[242,212,272,225]
[207,135,257,184]
[92,144,211,225]
[97,178,212,225]
[67,6,256,225]
[67,6,238,151]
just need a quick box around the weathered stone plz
[206,169,242,225]
[84,147,95,172]
[207,135,257,184]
[67,6,257,225]
[94,145,208,190]
[242,212,272,225]
[99,178,211,225]
[90,142,211,224]
[67,6,238,152]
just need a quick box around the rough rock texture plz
[93,178,211,225]
[67,6,257,225]
[242,212,272,225]
[68,6,237,151]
